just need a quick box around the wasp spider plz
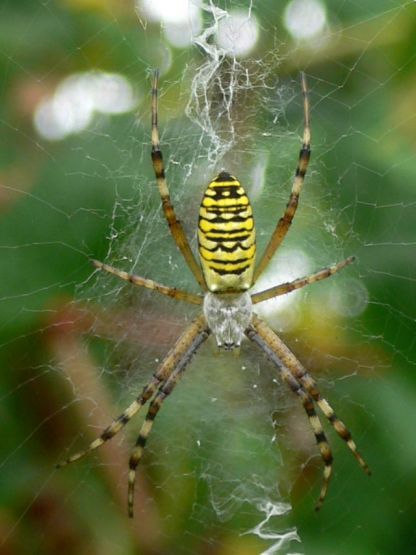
[57,71,370,517]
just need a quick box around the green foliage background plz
[1,1,416,554]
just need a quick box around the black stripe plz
[214,171,235,182]
[202,210,249,218]
[212,264,251,276]
[151,149,163,161]
[204,233,251,242]
[135,435,147,448]
[199,214,249,224]
[151,150,165,177]
[207,188,243,199]
[203,206,247,214]
[316,432,326,444]
[201,242,253,253]
[305,405,315,417]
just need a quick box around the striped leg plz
[56,378,161,468]
[127,325,210,517]
[92,260,203,305]
[251,257,355,305]
[251,315,371,476]
[246,324,333,510]
[254,72,311,281]
[151,70,206,290]
[56,315,208,469]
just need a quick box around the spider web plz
[1,1,416,554]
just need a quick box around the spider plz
[57,70,370,517]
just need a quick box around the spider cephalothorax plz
[203,291,252,350]
[57,70,370,518]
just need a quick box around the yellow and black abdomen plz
[198,171,256,292]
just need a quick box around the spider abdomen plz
[198,171,256,292]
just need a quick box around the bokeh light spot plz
[140,0,199,24]
[329,279,369,318]
[254,249,312,331]
[33,72,137,141]
[283,0,327,40]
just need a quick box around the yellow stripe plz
[199,207,252,221]
[206,259,252,271]
[199,218,254,233]
[207,180,238,187]
[204,231,251,239]
[202,196,249,207]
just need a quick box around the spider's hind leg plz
[251,315,371,476]
[246,324,333,510]
[56,377,162,468]
[127,322,210,518]
[127,389,169,518]
[309,389,370,476]
[56,315,209,471]
[299,391,333,510]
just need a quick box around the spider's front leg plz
[254,72,311,281]
[251,256,355,305]
[92,259,203,305]
[150,70,206,290]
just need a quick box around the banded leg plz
[56,377,161,468]
[251,256,355,305]
[254,72,311,281]
[56,315,208,468]
[246,325,333,510]
[251,315,371,476]
[127,325,210,517]
[151,70,206,290]
[92,259,203,305]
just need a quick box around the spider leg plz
[246,323,333,510]
[251,315,371,476]
[151,70,206,290]
[56,315,208,469]
[254,72,311,281]
[92,260,203,305]
[251,256,355,305]
[127,324,210,517]
[56,378,160,468]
